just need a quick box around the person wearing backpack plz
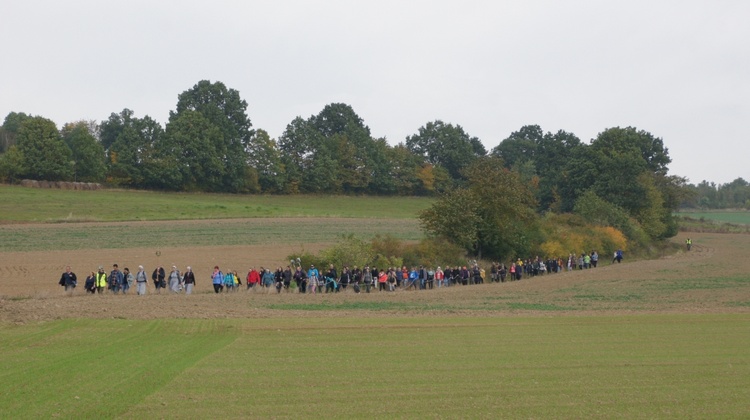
[262,268,275,293]
[224,270,236,292]
[135,265,148,295]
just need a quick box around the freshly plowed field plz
[2,225,749,323]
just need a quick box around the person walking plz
[109,264,124,294]
[135,265,148,295]
[152,265,166,294]
[122,267,135,294]
[211,266,224,293]
[168,265,181,293]
[293,266,307,293]
[307,265,319,295]
[95,266,107,294]
[224,269,237,292]
[58,266,77,294]
[84,271,96,294]
[246,267,260,291]
[262,268,275,293]
[182,266,195,294]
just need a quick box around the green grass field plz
[0,218,423,252]
[0,185,432,223]
[677,210,750,225]
[1,315,747,418]
[3,186,750,418]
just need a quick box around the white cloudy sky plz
[2,0,748,184]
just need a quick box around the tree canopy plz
[1,80,700,254]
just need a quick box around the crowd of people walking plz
[58,249,618,295]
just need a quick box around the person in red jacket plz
[246,267,260,291]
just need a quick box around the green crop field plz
[0,184,432,223]
[677,210,750,225]
[3,185,750,418]
[1,315,748,419]
[0,218,423,252]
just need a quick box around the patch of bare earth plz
[1,232,749,323]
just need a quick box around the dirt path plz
[1,232,748,323]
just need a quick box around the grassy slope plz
[0,218,423,252]
[0,185,432,223]
[1,316,747,418]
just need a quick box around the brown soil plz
[1,231,749,323]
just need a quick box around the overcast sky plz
[2,0,748,185]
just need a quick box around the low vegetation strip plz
[1,315,747,418]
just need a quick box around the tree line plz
[679,178,750,209]
[0,79,695,258]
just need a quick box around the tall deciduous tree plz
[278,116,330,193]
[247,129,285,193]
[1,112,31,153]
[493,125,583,212]
[420,156,538,259]
[100,109,164,188]
[16,116,73,181]
[61,121,106,182]
[278,103,390,194]
[406,120,486,182]
[566,127,677,239]
[161,110,226,191]
[169,80,254,192]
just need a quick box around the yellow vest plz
[95,272,107,287]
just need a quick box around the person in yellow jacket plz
[95,266,107,294]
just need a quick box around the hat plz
[98,266,103,270]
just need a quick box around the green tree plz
[420,157,538,259]
[169,80,254,192]
[564,127,678,240]
[278,103,387,194]
[383,143,422,195]
[61,122,106,182]
[161,110,226,191]
[1,112,31,153]
[247,129,285,193]
[280,116,339,194]
[100,109,164,188]
[491,124,543,168]
[310,103,386,193]
[406,120,486,182]
[493,125,583,212]
[0,146,24,182]
[590,126,671,175]
[16,116,73,181]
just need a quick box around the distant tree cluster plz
[420,125,688,259]
[680,178,750,209]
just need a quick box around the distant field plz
[0,184,432,223]
[677,210,750,225]
[0,218,422,252]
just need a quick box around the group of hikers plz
[58,248,623,295]
[59,264,197,295]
